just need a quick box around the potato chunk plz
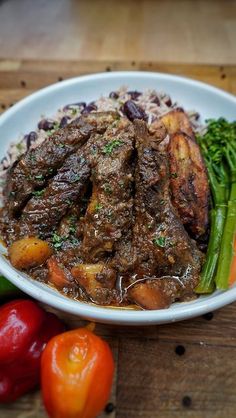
[128,281,171,310]
[71,263,116,303]
[9,237,52,270]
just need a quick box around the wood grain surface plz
[0,0,236,65]
[0,60,236,418]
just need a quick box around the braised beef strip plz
[127,120,203,309]
[17,151,90,239]
[5,112,117,214]
[81,117,135,262]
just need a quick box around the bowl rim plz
[0,70,236,325]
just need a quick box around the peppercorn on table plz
[0,60,236,418]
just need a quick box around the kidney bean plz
[81,102,97,114]
[59,116,71,128]
[38,119,56,131]
[151,95,160,106]
[127,91,141,100]
[63,102,86,111]
[0,156,8,168]
[123,100,146,121]
[109,91,119,99]
[164,97,172,107]
[25,131,38,149]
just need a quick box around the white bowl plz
[0,71,236,325]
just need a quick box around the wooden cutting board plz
[0,60,236,418]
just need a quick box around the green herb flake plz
[95,203,103,212]
[160,199,165,205]
[51,233,65,250]
[69,214,77,222]
[71,108,78,115]
[107,209,113,219]
[16,143,24,152]
[171,172,178,179]
[153,236,166,248]
[29,154,36,162]
[58,143,65,148]
[32,189,45,197]
[72,174,80,182]
[34,174,44,180]
[103,184,113,195]
[102,140,123,155]
[70,237,80,246]
[69,225,77,234]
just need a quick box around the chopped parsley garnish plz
[52,233,66,249]
[58,143,65,148]
[70,237,79,246]
[32,189,45,197]
[69,225,77,234]
[16,143,24,152]
[28,154,36,162]
[47,122,60,136]
[95,203,103,212]
[69,214,77,222]
[34,174,44,180]
[107,209,113,219]
[72,174,80,182]
[160,199,165,205]
[153,236,166,248]
[171,172,178,179]
[103,184,113,195]
[71,108,78,115]
[102,140,123,155]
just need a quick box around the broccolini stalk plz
[195,131,228,293]
[196,118,236,292]
[216,137,236,289]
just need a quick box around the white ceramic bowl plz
[0,72,236,325]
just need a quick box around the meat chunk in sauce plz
[17,151,90,240]
[5,112,117,214]
[127,121,203,309]
[81,117,135,262]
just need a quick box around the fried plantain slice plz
[161,109,194,137]
[168,132,210,239]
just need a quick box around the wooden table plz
[0,60,236,418]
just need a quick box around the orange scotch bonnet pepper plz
[41,327,115,418]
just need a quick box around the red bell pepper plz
[0,299,64,403]
[41,328,115,418]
